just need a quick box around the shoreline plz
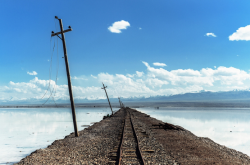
[3,101,250,108]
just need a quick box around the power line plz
[41,18,60,106]
[41,37,55,100]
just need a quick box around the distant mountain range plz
[124,90,250,102]
[2,89,250,106]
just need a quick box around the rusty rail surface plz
[128,110,145,165]
[118,116,126,164]
[116,109,145,165]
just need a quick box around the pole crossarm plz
[51,28,72,37]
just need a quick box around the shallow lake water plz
[1,107,250,164]
[136,107,250,157]
[0,107,118,165]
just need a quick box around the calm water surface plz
[137,107,250,156]
[1,107,250,164]
[0,107,117,165]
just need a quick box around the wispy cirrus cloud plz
[108,20,130,33]
[205,33,216,37]
[229,25,250,41]
[27,71,37,75]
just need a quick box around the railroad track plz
[109,108,150,165]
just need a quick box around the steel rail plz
[118,111,126,165]
[117,109,145,165]
[128,110,145,165]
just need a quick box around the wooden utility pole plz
[101,83,114,115]
[51,16,79,137]
[121,102,125,108]
[118,97,122,108]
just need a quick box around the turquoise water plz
[0,107,117,165]
[137,107,250,156]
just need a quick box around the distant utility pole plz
[101,83,114,115]
[118,97,122,108]
[51,16,79,137]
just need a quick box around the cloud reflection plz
[0,108,117,164]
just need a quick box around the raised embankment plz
[16,108,250,165]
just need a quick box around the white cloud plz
[214,66,216,68]
[143,62,250,87]
[136,71,144,77]
[172,69,201,77]
[27,71,37,75]
[153,62,167,67]
[0,77,102,102]
[2,62,250,102]
[71,76,88,80]
[145,78,169,88]
[108,20,130,33]
[229,25,250,41]
[205,33,216,37]
[126,74,135,78]
[139,27,142,30]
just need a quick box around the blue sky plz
[1,0,250,103]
